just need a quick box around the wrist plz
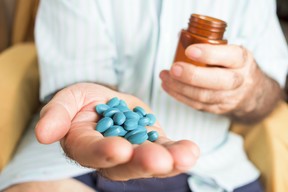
[228,69,282,123]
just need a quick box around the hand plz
[35,83,199,181]
[160,44,282,122]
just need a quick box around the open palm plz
[35,83,199,181]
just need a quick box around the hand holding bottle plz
[160,43,282,123]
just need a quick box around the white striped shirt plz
[2,0,287,191]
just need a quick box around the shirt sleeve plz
[35,0,118,101]
[240,0,288,87]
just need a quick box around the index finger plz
[167,63,243,90]
[185,44,251,68]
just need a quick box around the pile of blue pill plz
[95,97,159,144]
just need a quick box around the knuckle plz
[198,91,211,103]
[187,77,194,85]
[246,51,254,64]
[191,102,204,111]
[205,56,217,65]
[199,90,223,104]
[182,85,193,97]
[239,45,249,65]
[178,83,186,93]
[215,104,230,115]
[186,67,198,85]
[171,91,181,101]
[211,93,223,103]
[231,72,243,89]
[215,97,238,114]
[212,106,223,115]
[165,78,174,90]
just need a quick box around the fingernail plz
[186,46,202,58]
[171,65,183,77]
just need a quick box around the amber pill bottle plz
[174,14,228,66]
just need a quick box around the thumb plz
[35,89,80,144]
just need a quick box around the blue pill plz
[127,132,148,144]
[96,117,113,133]
[138,117,150,126]
[103,107,120,117]
[124,126,147,139]
[124,119,139,131]
[107,97,120,107]
[135,111,144,118]
[95,104,110,115]
[116,126,128,136]
[113,112,126,125]
[133,106,146,116]
[115,105,130,112]
[104,125,127,137]
[147,131,159,142]
[124,111,140,121]
[145,113,156,126]
[119,100,128,107]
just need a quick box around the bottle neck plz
[187,14,227,40]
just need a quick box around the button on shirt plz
[33,0,288,191]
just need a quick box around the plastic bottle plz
[174,14,227,66]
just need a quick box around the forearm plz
[228,69,284,124]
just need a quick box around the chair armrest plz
[0,43,39,171]
[231,101,288,192]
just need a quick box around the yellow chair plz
[0,0,39,169]
[231,103,288,192]
[0,0,287,191]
